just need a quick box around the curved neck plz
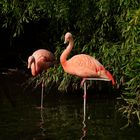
[30,56,37,76]
[60,38,74,64]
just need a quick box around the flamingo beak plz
[28,56,34,69]
[64,40,68,45]
[27,63,30,69]
[27,59,31,69]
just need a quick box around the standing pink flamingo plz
[60,32,115,88]
[60,33,115,132]
[28,49,56,109]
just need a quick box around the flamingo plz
[28,49,55,76]
[60,32,115,91]
[28,49,56,109]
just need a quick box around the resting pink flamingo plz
[28,49,56,109]
[28,49,55,76]
[60,32,115,88]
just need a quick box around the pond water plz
[0,70,140,140]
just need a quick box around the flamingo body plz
[60,32,115,85]
[28,49,55,76]
[62,54,105,78]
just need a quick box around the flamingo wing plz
[63,54,104,77]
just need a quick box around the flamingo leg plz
[80,81,87,140]
[81,78,87,87]
[41,79,44,109]
[83,81,86,114]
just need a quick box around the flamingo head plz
[64,32,73,44]
[28,55,35,69]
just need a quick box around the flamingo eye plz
[67,36,70,41]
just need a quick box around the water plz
[0,71,140,140]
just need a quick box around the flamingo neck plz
[30,56,37,76]
[60,39,74,64]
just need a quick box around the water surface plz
[0,71,139,140]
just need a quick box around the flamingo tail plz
[106,71,115,85]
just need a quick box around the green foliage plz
[115,4,140,127]
[0,0,47,38]
[27,65,80,94]
[0,0,140,126]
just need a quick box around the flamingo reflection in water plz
[80,78,111,139]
